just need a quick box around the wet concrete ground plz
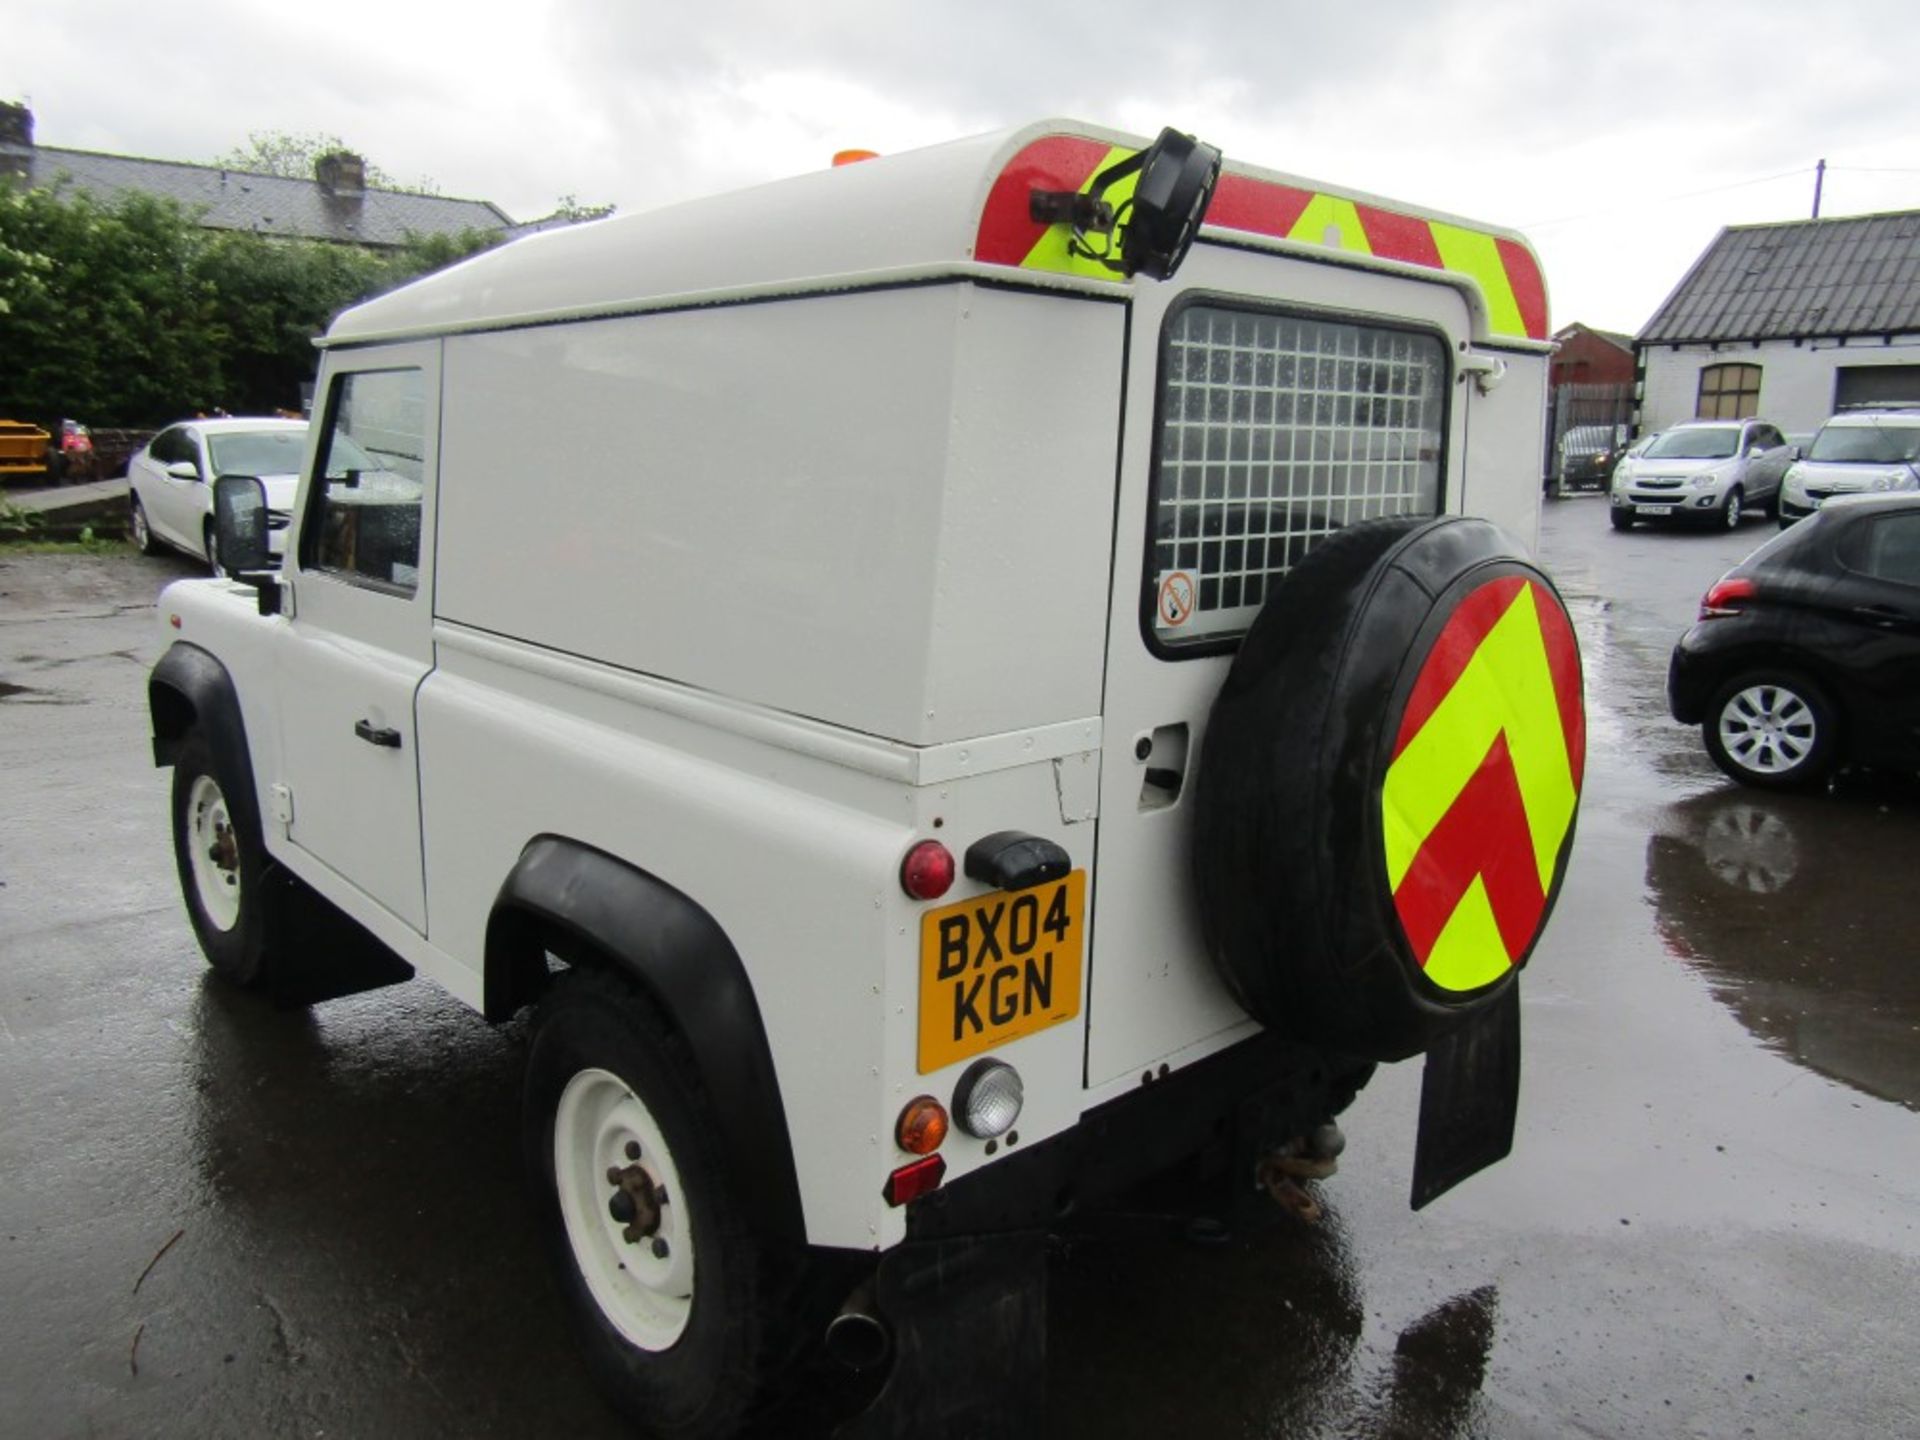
[3,501,1917,1438]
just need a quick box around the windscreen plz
[1644,428,1740,460]
[1807,423,1920,464]
[208,429,307,477]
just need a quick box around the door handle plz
[1852,604,1909,624]
[354,719,403,748]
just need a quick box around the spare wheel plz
[1192,515,1585,1062]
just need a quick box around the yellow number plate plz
[917,870,1085,1073]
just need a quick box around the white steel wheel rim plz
[186,773,243,931]
[1719,684,1815,776]
[130,500,149,549]
[553,1066,695,1351]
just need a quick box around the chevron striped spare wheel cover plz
[1193,516,1585,1062]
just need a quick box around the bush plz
[0,181,499,426]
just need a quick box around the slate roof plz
[3,143,512,248]
[1639,209,1920,345]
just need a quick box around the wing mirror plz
[211,475,282,616]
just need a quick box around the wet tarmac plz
[3,502,1918,1438]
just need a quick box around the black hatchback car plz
[1669,493,1920,789]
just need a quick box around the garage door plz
[1835,364,1920,410]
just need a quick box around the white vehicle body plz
[127,417,306,564]
[1778,409,1920,523]
[149,120,1555,1264]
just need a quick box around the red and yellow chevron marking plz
[1381,577,1584,992]
[974,137,1548,341]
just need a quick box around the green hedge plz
[0,182,496,426]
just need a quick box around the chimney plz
[315,150,366,200]
[0,102,30,184]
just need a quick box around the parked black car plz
[1669,493,1920,789]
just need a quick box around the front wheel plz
[1609,508,1634,532]
[1703,671,1837,790]
[525,969,811,1439]
[170,731,270,985]
[1719,486,1744,530]
[203,520,227,578]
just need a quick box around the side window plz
[1857,514,1920,587]
[152,428,189,467]
[305,369,427,595]
[1752,425,1783,451]
[1697,363,1761,420]
[1149,303,1447,650]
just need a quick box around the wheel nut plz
[651,1237,669,1259]
[609,1191,637,1224]
[625,1141,641,1161]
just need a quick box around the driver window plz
[307,369,427,595]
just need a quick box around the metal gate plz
[1544,381,1634,487]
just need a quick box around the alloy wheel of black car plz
[1703,671,1837,791]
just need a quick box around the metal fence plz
[1544,382,1635,484]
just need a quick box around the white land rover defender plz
[150,121,1584,1438]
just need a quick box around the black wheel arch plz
[149,642,265,843]
[1683,643,1852,743]
[487,835,806,1247]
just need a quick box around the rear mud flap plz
[1410,985,1521,1210]
[835,1233,1046,1440]
[263,866,415,1008]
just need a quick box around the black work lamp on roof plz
[1028,127,1223,281]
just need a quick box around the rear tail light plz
[1699,576,1756,620]
[900,839,955,900]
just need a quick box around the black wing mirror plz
[211,475,281,615]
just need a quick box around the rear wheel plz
[1703,671,1837,790]
[130,495,158,555]
[525,968,812,1439]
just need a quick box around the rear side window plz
[306,369,427,595]
[1856,512,1920,586]
[1148,302,1447,650]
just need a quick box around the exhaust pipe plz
[824,1280,892,1371]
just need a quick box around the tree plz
[210,131,438,195]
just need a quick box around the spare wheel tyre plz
[1192,515,1585,1062]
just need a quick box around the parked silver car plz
[1777,409,1920,527]
[1609,418,1796,531]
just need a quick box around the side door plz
[1833,508,1920,759]
[146,426,203,551]
[274,346,439,931]
[1087,243,1473,1087]
[1747,423,1792,500]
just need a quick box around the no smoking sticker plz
[1158,571,1196,627]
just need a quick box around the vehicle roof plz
[324,119,1549,350]
[1822,409,1920,427]
[1817,491,1920,515]
[167,417,307,435]
[1666,419,1754,430]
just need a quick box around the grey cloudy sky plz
[7,0,1919,333]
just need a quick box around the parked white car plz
[128,418,309,569]
[1609,418,1796,530]
[1777,409,1920,526]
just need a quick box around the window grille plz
[1697,363,1762,420]
[1150,305,1446,647]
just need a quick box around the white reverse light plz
[953,1059,1024,1139]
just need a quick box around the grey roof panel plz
[1639,210,1920,344]
[15,146,511,247]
